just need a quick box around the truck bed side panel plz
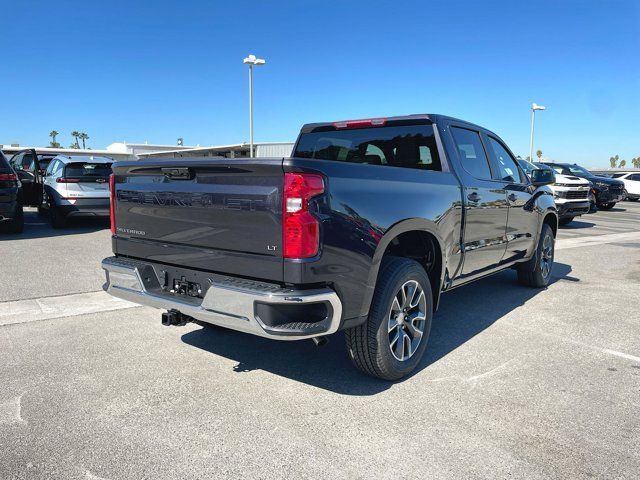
[283,158,463,320]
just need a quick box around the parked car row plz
[516,159,634,225]
[517,160,591,225]
[594,171,640,202]
[0,151,113,232]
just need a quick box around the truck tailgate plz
[111,158,284,281]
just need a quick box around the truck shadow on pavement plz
[181,262,574,395]
[560,220,595,229]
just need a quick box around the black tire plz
[345,256,433,381]
[558,217,574,226]
[598,202,616,210]
[1,205,24,234]
[49,205,66,229]
[517,223,555,288]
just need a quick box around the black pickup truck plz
[103,114,557,380]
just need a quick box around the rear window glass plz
[293,125,441,171]
[64,162,112,177]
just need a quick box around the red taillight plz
[109,173,116,235]
[283,172,324,258]
[333,117,387,129]
[56,177,80,183]
[0,173,17,182]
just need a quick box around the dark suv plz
[541,162,626,210]
[0,151,24,233]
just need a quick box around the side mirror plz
[530,168,555,186]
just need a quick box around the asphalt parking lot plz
[1,205,639,479]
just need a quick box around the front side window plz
[10,153,23,170]
[487,137,524,183]
[450,127,492,179]
[47,159,62,176]
[518,160,536,175]
[294,124,442,171]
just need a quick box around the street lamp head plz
[532,103,546,111]
[243,54,266,66]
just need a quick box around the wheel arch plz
[360,219,446,317]
[542,210,558,238]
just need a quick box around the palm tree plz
[632,157,640,168]
[610,156,618,168]
[71,131,81,148]
[619,159,626,168]
[79,132,89,149]
[536,149,543,160]
[49,130,59,148]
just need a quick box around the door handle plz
[508,193,518,202]
[467,192,481,202]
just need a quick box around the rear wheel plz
[558,217,574,226]
[1,205,24,234]
[49,205,66,229]
[598,202,616,210]
[345,256,433,381]
[517,224,555,288]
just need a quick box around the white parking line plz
[556,230,640,250]
[0,291,138,326]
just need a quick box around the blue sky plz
[1,0,638,167]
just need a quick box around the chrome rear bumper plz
[101,256,342,340]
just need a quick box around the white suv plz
[518,160,591,225]
[610,172,640,202]
[40,155,113,228]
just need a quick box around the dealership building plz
[1,141,294,161]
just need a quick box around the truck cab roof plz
[299,114,497,136]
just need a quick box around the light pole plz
[529,102,546,162]
[243,54,266,158]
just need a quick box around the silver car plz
[40,155,113,228]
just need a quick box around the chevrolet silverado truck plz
[541,161,626,211]
[102,114,557,380]
[518,159,590,225]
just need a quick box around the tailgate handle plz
[162,167,192,180]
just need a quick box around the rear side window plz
[64,162,112,178]
[450,127,492,179]
[0,152,10,172]
[293,125,441,171]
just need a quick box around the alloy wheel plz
[540,233,554,279]
[388,280,427,361]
